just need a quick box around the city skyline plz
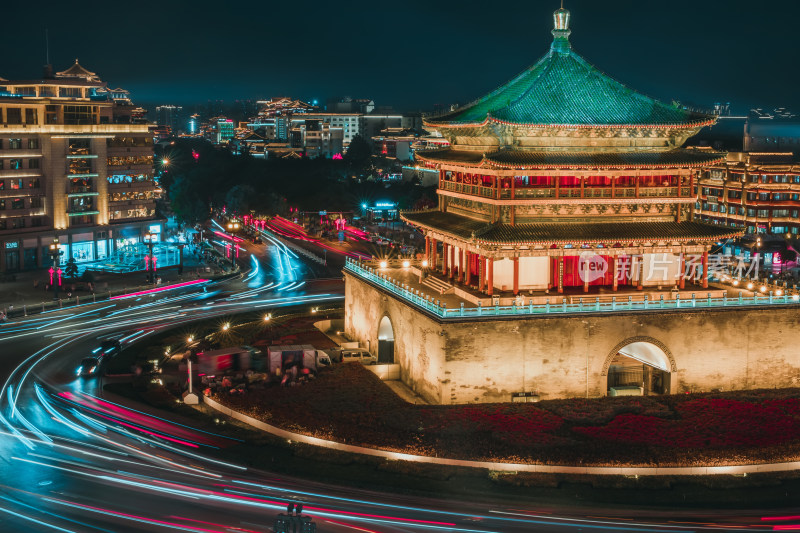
[1,0,799,113]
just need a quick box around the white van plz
[339,349,378,365]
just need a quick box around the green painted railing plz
[344,258,800,320]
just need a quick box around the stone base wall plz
[345,273,800,404]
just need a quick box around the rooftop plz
[416,148,726,170]
[402,210,743,246]
[426,8,714,130]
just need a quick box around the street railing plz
[344,258,800,320]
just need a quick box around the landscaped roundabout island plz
[112,309,800,473]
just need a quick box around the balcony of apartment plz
[0,168,43,179]
[1,124,151,135]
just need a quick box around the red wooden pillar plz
[424,236,430,261]
[555,175,560,199]
[583,262,590,293]
[637,257,644,290]
[677,174,682,198]
[478,255,485,292]
[557,256,564,294]
[431,238,437,269]
[463,250,469,284]
[488,258,494,296]
[679,253,686,289]
[580,176,585,199]
[512,257,519,296]
[611,176,616,198]
[449,245,455,280]
[635,175,640,198]
[702,250,709,289]
[612,256,618,292]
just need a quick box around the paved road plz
[0,227,795,532]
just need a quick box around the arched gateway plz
[377,316,395,363]
[602,337,677,396]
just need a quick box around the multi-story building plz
[694,112,800,240]
[155,104,183,137]
[291,113,362,145]
[289,120,343,158]
[343,6,768,404]
[0,60,160,272]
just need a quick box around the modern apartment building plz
[0,61,160,272]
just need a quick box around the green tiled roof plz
[402,210,742,245]
[426,32,713,128]
[416,148,726,169]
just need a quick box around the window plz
[8,138,22,149]
[29,197,42,208]
[9,179,22,189]
[0,199,4,209]
[9,159,22,170]
[27,138,39,149]
[24,109,37,124]
[11,198,25,209]
[30,217,43,227]
[757,209,769,218]
[28,159,39,169]
[28,178,40,188]
[0,181,3,190]
[5,108,22,124]
[12,218,25,229]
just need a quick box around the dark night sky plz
[2,0,798,114]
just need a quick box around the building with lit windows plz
[155,104,183,136]
[0,60,160,272]
[339,7,800,405]
[289,120,343,158]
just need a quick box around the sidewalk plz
[0,250,234,317]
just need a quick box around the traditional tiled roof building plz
[404,6,741,295]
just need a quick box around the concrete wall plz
[346,273,800,404]
[344,272,446,403]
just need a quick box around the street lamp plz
[226,221,240,269]
[144,233,157,284]
[48,238,62,299]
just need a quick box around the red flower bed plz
[574,398,800,448]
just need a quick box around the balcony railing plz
[440,184,693,201]
[344,258,800,320]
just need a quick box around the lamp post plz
[177,243,185,275]
[48,238,62,299]
[144,233,156,284]
[226,221,240,269]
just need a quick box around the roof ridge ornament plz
[551,3,572,53]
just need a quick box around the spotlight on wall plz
[760,285,768,293]
[264,314,271,321]
[402,260,410,268]
[793,294,800,301]
[746,282,754,290]
[422,260,429,268]
[732,279,740,287]
[776,289,783,297]
[379,261,388,269]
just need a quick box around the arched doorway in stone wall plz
[377,315,395,364]
[603,338,676,396]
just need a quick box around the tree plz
[343,134,372,173]
[64,257,79,279]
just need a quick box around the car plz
[77,356,102,377]
[99,339,122,356]
[340,349,378,365]
[252,236,263,244]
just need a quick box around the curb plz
[202,396,800,477]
